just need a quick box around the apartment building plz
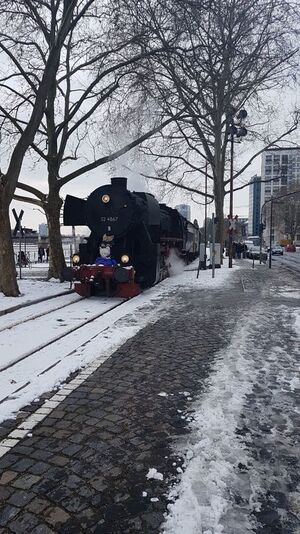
[261,147,300,245]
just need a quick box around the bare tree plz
[113,0,299,243]
[0,0,98,296]
[5,4,194,280]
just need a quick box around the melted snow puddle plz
[162,308,266,534]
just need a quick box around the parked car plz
[271,245,284,255]
[285,244,296,252]
[245,240,267,261]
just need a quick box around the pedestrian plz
[236,242,241,259]
[38,246,44,263]
[242,243,248,258]
[46,247,49,262]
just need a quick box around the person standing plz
[38,246,44,263]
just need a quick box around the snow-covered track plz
[0,289,74,317]
[0,297,125,373]
[0,294,147,423]
[0,292,82,333]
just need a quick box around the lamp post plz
[227,107,248,268]
[204,160,208,269]
[269,196,274,269]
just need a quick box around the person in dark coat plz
[38,246,45,263]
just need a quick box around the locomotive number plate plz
[101,216,118,222]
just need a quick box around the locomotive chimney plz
[111,177,127,189]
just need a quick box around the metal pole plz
[212,212,215,278]
[259,208,263,265]
[204,161,208,269]
[229,124,234,268]
[72,226,76,252]
[19,230,22,280]
[196,231,201,278]
[269,197,273,269]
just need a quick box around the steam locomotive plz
[63,177,200,298]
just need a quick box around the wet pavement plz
[0,262,299,533]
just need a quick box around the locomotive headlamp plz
[72,254,80,264]
[121,254,129,264]
[102,194,110,203]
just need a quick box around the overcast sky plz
[8,86,299,234]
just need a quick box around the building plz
[248,175,261,236]
[261,147,300,204]
[175,204,191,221]
[261,147,300,244]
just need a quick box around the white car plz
[271,245,284,256]
[245,241,267,261]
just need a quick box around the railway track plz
[0,292,81,333]
[0,296,129,415]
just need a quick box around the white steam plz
[168,249,185,276]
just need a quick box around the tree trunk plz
[214,184,225,247]
[45,194,66,281]
[0,197,20,296]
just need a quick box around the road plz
[272,250,300,273]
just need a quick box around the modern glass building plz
[248,175,261,236]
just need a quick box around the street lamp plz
[227,107,248,268]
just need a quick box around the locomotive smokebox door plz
[85,177,136,239]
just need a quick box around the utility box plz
[209,243,221,268]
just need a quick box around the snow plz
[158,392,168,397]
[0,279,71,313]
[0,261,236,424]
[162,309,261,534]
[146,468,164,481]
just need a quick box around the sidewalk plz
[0,262,299,533]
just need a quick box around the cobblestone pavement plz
[0,263,299,533]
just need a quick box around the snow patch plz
[146,468,164,481]
[163,307,263,534]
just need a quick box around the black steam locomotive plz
[63,177,200,297]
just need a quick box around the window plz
[266,155,272,163]
[265,166,272,175]
[282,155,288,164]
[281,165,288,175]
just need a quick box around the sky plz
[8,88,299,234]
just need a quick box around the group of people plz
[232,242,248,259]
[38,246,50,263]
[17,251,30,267]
